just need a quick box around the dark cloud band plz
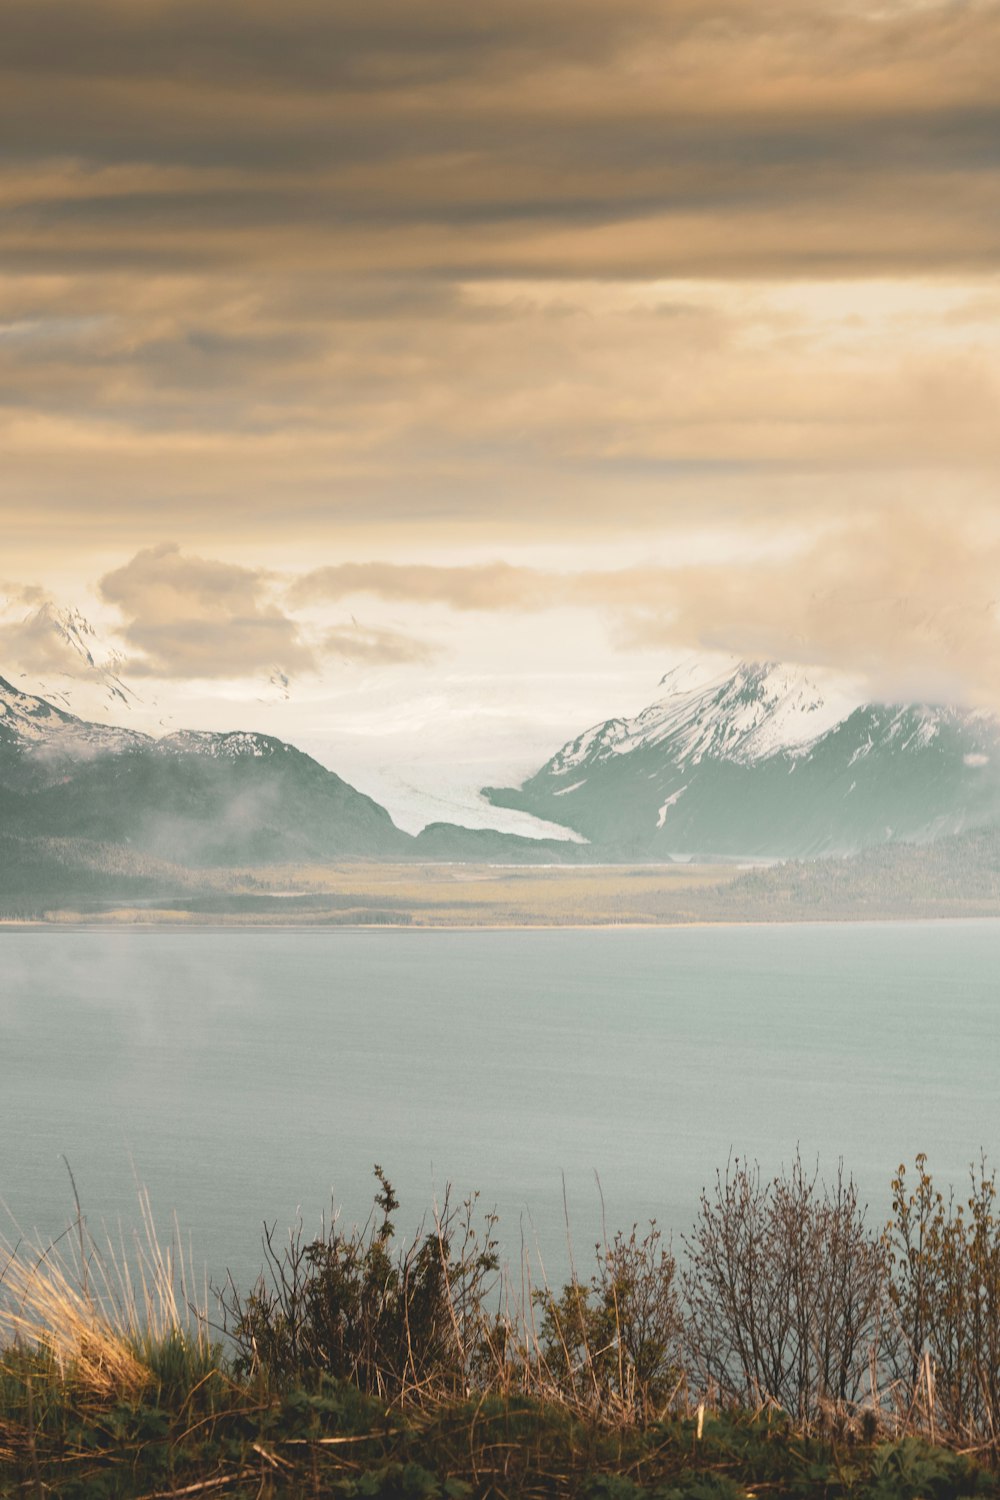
[2,1,999,275]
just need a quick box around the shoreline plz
[2,912,999,933]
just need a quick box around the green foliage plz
[5,1352,1000,1498]
[867,1436,986,1499]
[222,1167,501,1395]
[536,1221,682,1417]
[652,1477,746,1500]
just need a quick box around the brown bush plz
[682,1153,886,1420]
[887,1154,1000,1445]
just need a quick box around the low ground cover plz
[5,1157,1000,1497]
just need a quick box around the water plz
[2,922,999,1294]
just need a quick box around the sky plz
[2,0,1000,827]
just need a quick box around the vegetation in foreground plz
[5,1157,1000,1497]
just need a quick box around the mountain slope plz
[0,600,143,717]
[484,660,1000,857]
[0,674,146,760]
[0,675,411,864]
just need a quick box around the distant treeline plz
[3,824,1000,925]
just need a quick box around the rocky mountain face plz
[484,660,1000,858]
[0,674,147,766]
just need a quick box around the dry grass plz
[37,860,743,927]
[0,1186,211,1403]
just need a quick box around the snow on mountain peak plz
[657,656,739,697]
[684,660,860,765]
[0,673,149,758]
[159,728,290,760]
[635,660,854,767]
[550,658,862,774]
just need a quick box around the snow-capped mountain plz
[484,660,1000,857]
[1,601,143,718]
[158,729,298,761]
[0,674,148,764]
[0,673,412,863]
[0,678,304,770]
[0,675,585,869]
[548,660,859,774]
[7,657,1000,872]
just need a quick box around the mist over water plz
[2,923,998,1295]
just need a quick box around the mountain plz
[1,600,144,717]
[0,674,595,874]
[483,660,1000,858]
[0,672,148,770]
[0,675,411,865]
[38,603,138,711]
[8,660,1000,881]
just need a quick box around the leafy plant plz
[887,1155,1000,1444]
[535,1220,683,1418]
[222,1167,501,1396]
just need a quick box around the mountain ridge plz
[0,674,413,863]
[484,659,1000,858]
[6,661,1000,870]
[0,673,592,868]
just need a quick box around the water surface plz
[2,922,997,1290]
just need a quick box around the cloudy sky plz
[2,0,999,826]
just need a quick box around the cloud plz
[290,508,1000,707]
[620,509,1000,708]
[325,622,437,666]
[10,517,1000,713]
[292,562,551,612]
[5,270,998,558]
[99,542,316,679]
[1,1,999,281]
[1,582,48,608]
[2,1,1000,551]
[1,0,999,662]
[93,543,435,680]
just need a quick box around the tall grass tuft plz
[0,1185,213,1404]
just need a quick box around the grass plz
[10,839,1000,927]
[7,861,762,928]
[3,1357,999,1498]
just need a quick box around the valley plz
[3,660,1000,926]
[5,831,1000,927]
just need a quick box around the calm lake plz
[2,922,998,1294]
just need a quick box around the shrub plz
[682,1153,886,1419]
[535,1221,683,1418]
[887,1154,1000,1443]
[221,1166,501,1396]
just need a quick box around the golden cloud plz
[99,542,316,679]
[292,507,1000,707]
[94,543,435,679]
[2,0,999,709]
